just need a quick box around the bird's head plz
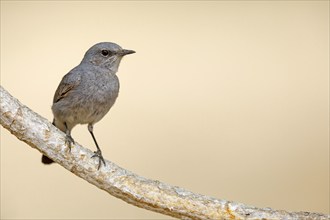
[82,42,135,74]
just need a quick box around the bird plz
[42,42,135,169]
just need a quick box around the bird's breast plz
[76,74,119,124]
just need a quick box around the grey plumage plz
[42,42,135,169]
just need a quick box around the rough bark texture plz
[1,85,329,220]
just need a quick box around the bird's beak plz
[119,49,136,56]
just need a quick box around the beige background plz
[1,1,329,219]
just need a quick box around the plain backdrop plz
[1,1,329,219]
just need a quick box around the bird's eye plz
[101,50,109,56]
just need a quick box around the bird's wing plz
[53,71,81,103]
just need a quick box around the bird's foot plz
[91,150,106,170]
[65,134,75,152]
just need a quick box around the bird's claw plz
[65,135,75,152]
[91,150,106,170]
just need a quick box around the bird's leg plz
[88,124,106,170]
[64,122,74,152]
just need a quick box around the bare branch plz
[1,85,328,220]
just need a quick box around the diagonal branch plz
[0,85,328,220]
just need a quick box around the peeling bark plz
[1,85,329,220]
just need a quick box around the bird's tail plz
[41,119,56,165]
[42,155,54,164]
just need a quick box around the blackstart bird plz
[42,42,135,169]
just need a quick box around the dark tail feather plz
[42,155,54,164]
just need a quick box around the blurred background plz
[1,1,329,219]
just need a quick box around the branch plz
[0,85,328,220]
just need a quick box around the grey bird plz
[42,42,135,169]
